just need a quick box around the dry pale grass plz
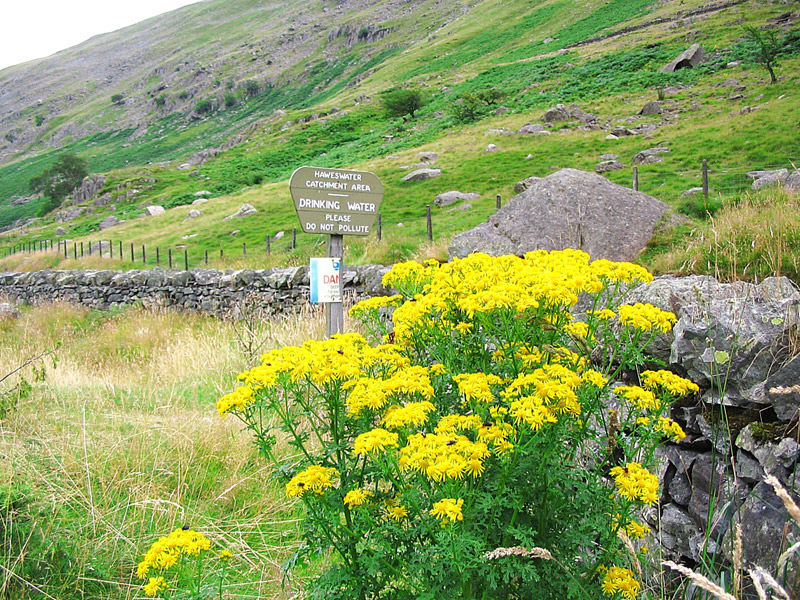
[0,301,328,599]
[650,190,800,282]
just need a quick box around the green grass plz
[0,303,323,599]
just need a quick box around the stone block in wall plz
[624,275,800,407]
[660,504,700,558]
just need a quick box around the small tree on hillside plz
[744,25,782,83]
[381,89,425,120]
[29,153,89,217]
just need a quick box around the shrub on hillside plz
[217,250,697,600]
[194,99,214,115]
[29,152,89,217]
[381,88,426,120]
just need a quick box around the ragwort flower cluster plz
[217,250,697,600]
[136,528,231,598]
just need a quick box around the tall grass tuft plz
[649,189,800,282]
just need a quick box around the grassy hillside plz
[0,0,798,279]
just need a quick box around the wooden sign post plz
[289,166,384,337]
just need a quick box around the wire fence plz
[1,158,797,269]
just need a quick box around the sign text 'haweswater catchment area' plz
[289,166,384,235]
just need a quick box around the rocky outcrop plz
[69,175,107,205]
[638,100,663,116]
[623,275,800,406]
[542,104,571,122]
[449,168,669,261]
[99,216,122,230]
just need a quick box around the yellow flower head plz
[285,465,339,498]
[381,401,436,430]
[617,303,677,333]
[354,428,400,455]
[610,462,659,505]
[343,488,374,508]
[430,497,464,526]
[143,576,168,597]
[640,370,699,397]
[614,385,661,411]
[383,499,409,521]
[137,528,212,580]
[601,566,641,600]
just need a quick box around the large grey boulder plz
[434,191,480,207]
[518,123,545,134]
[415,151,438,163]
[144,205,165,216]
[660,44,707,73]
[786,170,800,192]
[402,168,441,182]
[56,207,90,223]
[639,101,663,116]
[748,168,789,190]
[0,302,21,321]
[449,168,669,261]
[542,104,571,122]
[622,275,800,407]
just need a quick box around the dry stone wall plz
[0,265,391,316]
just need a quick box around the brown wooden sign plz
[289,166,384,236]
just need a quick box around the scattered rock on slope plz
[224,204,258,220]
[660,44,707,73]
[434,191,480,207]
[449,168,669,261]
[402,168,441,182]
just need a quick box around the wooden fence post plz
[426,205,433,242]
[496,194,501,209]
[633,166,639,191]
[243,242,247,259]
[292,227,297,249]
[168,249,173,269]
[184,250,188,271]
[142,245,146,264]
[204,249,208,265]
[702,159,709,200]
[377,213,382,241]
[266,236,271,255]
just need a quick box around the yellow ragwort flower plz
[601,566,641,600]
[430,497,464,526]
[343,488,374,508]
[610,462,659,505]
[285,465,339,498]
[354,428,400,455]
